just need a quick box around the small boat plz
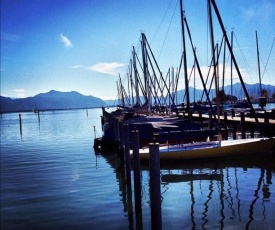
[132,137,275,161]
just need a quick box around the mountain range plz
[1,83,274,113]
[0,90,107,113]
[114,83,275,105]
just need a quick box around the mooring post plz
[119,121,124,150]
[119,121,125,163]
[123,124,134,227]
[241,111,246,139]
[199,110,203,127]
[231,108,235,117]
[115,118,120,150]
[231,109,236,139]
[38,111,40,124]
[19,114,22,135]
[149,143,162,230]
[263,111,269,137]
[208,110,213,129]
[131,130,142,217]
[223,111,228,140]
[250,124,255,138]
[190,109,193,121]
[124,124,131,185]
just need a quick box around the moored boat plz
[132,137,275,161]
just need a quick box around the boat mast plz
[208,0,220,123]
[222,31,226,93]
[141,33,151,111]
[210,0,261,135]
[230,30,233,104]
[129,59,135,106]
[256,31,262,96]
[180,0,190,118]
[132,46,141,106]
[193,48,196,103]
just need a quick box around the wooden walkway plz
[188,111,275,138]
[191,113,275,125]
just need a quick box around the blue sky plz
[1,0,274,100]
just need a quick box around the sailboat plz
[130,0,275,160]
[133,137,275,161]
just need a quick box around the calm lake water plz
[1,107,275,229]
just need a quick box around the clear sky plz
[1,0,275,100]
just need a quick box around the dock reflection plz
[95,150,275,229]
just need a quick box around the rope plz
[157,0,179,61]
[262,36,275,81]
[233,33,255,83]
[151,0,174,44]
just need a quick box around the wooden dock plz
[189,110,275,139]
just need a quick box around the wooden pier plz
[189,110,275,139]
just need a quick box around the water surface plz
[1,108,275,229]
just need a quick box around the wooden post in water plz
[131,130,142,217]
[232,109,237,139]
[241,111,246,139]
[149,143,162,230]
[124,124,131,185]
[208,110,213,129]
[19,114,22,135]
[199,110,203,128]
[250,124,255,138]
[115,118,120,150]
[38,111,40,124]
[118,121,124,156]
[264,111,269,137]
[223,111,228,140]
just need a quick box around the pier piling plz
[223,111,228,140]
[124,124,131,185]
[241,112,246,139]
[208,110,213,129]
[231,109,237,139]
[38,111,40,124]
[19,114,22,135]
[131,130,142,216]
[264,111,269,136]
[149,143,162,230]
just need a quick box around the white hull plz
[132,137,275,160]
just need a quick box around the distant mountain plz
[223,83,275,99]
[104,99,118,107]
[174,83,275,103]
[104,83,275,106]
[0,90,107,113]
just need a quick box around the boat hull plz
[134,138,275,161]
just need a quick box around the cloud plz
[12,89,25,98]
[17,93,25,98]
[244,8,255,20]
[242,1,274,22]
[88,62,126,75]
[60,33,73,48]
[12,89,25,93]
[70,65,82,69]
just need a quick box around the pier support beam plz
[131,130,143,229]
[149,143,162,230]
[241,112,246,139]
[131,130,142,215]
[19,114,22,135]
[124,124,131,185]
